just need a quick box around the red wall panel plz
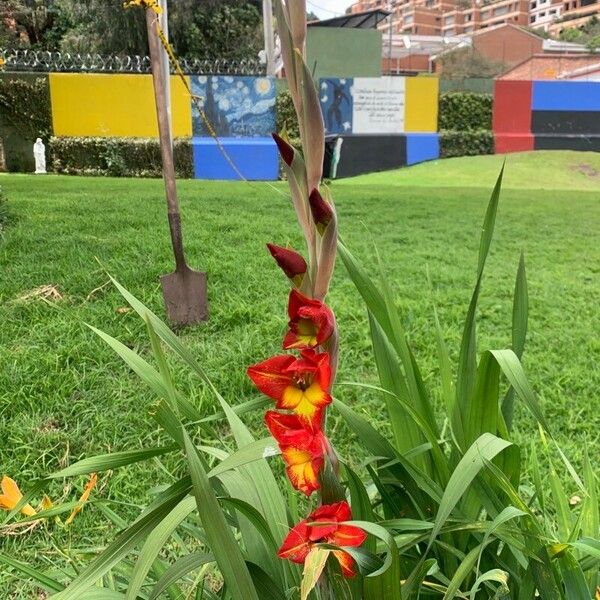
[493,80,532,134]
[494,133,534,154]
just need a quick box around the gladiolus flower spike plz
[265,411,328,496]
[247,349,331,427]
[267,243,307,286]
[278,501,367,577]
[283,289,335,350]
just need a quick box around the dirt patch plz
[16,285,63,303]
[576,163,600,179]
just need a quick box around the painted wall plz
[493,80,600,153]
[307,28,382,81]
[49,73,192,137]
[319,76,439,177]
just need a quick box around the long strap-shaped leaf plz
[455,165,504,447]
[183,429,260,600]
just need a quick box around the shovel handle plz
[146,9,186,272]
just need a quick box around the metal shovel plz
[146,8,208,325]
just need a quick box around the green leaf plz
[428,433,512,551]
[456,166,503,434]
[489,349,551,434]
[401,558,438,599]
[126,496,196,599]
[469,568,508,599]
[246,562,289,600]
[443,544,483,599]
[51,487,188,599]
[149,553,214,600]
[0,554,64,592]
[503,252,528,430]
[49,446,176,479]
[557,552,589,599]
[183,429,259,600]
[464,352,500,449]
[582,445,599,593]
[207,437,280,478]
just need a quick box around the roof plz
[469,22,543,41]
[385,34,470,60]
[543,38,589,53]
[558,61,600,79]
[307,8,390,29]
[498,53,600,79]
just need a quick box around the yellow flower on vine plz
[123,0,162,14]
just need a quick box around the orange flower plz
[65,473,97,525]
[0,476,36,517]
[265,411,328,495]
[283,290,335,350]
[247,349,331,426]
[278,501,366,577]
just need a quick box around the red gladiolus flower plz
[266,243,307,285]
[308,188,334,234]
[247,349,331,426]
[265,411,328,495]
[283,290,335,350]
[278,501,367,577]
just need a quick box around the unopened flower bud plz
[272,133,295,167]
[267,243,307,285]
[308,188,334,234]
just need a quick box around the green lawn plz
[1,151,599,596]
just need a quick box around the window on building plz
[530,14,537,20]
[404,14,413,23]
[531,1,537,7]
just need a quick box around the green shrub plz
[440,129,494,158]
[0,75,52,142]
[48,137,194,178]
[438,92,493,131]
[276,89,300,139]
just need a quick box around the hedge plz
[439,130,494,158]
[438,92,492,131]
[48,137,194,178]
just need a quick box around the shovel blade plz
[160,268,208,325]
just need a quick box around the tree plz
[306,11,320,21]
[437,47,508,79]
[0,0,70,50]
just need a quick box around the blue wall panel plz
[192,137,279,181]
[532,82,600,111]
[406,133,439,166]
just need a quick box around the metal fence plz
[0,48,265,75]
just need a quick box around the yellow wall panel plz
[49,73,192,137]
[404,77,439,132]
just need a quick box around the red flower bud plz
[267,243,307,283]
[272,133,295,167]
[308,188,334,234]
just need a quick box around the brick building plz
[351,0,600,37]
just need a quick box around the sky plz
[306,0,355,19]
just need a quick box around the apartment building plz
[351,0,599,36]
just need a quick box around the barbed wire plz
[0,48,265,75]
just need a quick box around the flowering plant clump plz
[246,2,367,575]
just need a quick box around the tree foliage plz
[0,0,264,61]
[437,47,508,79]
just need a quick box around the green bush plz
[276,89,300,139]
[438,92,493,131]
[48,137,194,178]
[440,129,494,158]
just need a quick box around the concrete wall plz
[49,73,193,137]
[307,27,382,80]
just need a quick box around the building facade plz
[351,0,600,36]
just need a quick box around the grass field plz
[1,150,600,596]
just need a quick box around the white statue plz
[33,138,46,174]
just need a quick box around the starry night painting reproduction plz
[191,76,276,137]
[320,78,353,135]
